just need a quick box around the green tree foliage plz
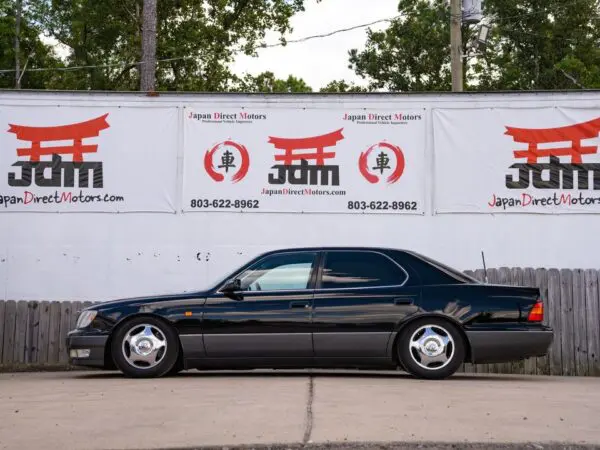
[235,71,313,92]
[348,0,451,91]
[319,79,367,93]
[349,0,600,91]
[475,0,600,89]
[32,0,315,91]
[0,0,62,89]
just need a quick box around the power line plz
[261,15,401,48]
[0,15,401,74]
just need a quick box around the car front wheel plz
[397,318,465,380]
[111,317,179,378]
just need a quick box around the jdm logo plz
[505,117,600,190]
[204,140,250,183]
[358,141,405,184]
[8,114,109,188]
[267,129,344,186]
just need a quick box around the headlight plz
[76,310,97,329]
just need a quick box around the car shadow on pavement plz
[72,369,544,382]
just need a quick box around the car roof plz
[259,246,408,255]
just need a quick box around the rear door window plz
[320,251,408,289]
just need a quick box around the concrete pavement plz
[0,370,599,449]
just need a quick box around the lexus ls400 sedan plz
[67,247,553,379]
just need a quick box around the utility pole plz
[450,0,463,92]
[140,0,157,92]
[15,0,22,89]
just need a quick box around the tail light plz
[527,300,544,322]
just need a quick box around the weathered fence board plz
[30,301,40,363]
[37,301,50,364]
[13,301,28,363]
[573,269,589,376]
[47,302,62,364]
[547,269,563,375]
[585,269,600,376]
[1,267,600,376]
[58,302,72,364]
[2,300,16,365]
[560,269,576,376]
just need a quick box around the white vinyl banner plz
[433,107,600,214]
[0,106,178,212]
[183,107,426,214]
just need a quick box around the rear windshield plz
[405,251,480,284]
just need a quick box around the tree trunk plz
[15,0,22,89]
[140,0,157,92]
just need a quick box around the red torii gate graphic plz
[8,114,110,162]
[505,117,600,164]
[268,128,344,165]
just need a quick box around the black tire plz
[165,366,182,377]
[397,318,465,380]
[111,316,179,378]
[165,356,184,377]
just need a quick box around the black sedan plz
[67,247,553,379]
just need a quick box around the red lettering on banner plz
[268,129,344,166]
[8,114,110,163]
[24,191,33,204]
[505,117,600,164]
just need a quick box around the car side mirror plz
[221,278,242,296]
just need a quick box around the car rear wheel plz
[111,317,179,378]
[397,318,465,380]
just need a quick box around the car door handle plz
[393,297,414,305]
[290,301,310,309]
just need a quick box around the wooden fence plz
[1,267,599,375]
[0,300,95,369]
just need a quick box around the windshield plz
[206,255,266,291]
[406,251,481,284]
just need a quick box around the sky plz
[231,0,400,90]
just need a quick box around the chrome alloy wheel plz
[408,324,455,371]
[121,324,168,369]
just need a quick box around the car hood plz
[86,291,210,310]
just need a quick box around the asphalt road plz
[0,370,599,450]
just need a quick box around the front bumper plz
[66,330,109,368]
[466,328,554,364]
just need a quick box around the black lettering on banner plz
[506,156,600,190]
[8,162,32,186]
[8,155,104,188]
[347,200,418,211]
[268,160,340,186]
[190,199,260,209]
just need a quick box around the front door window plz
[239,252,318,292]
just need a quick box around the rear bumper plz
[466,328,554,364]
[66,331,109,368]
